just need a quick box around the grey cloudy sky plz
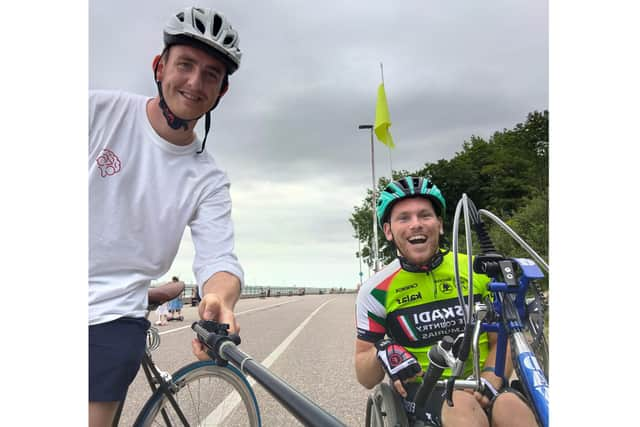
[89,0,548,289]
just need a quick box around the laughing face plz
[383,197,443,266]
[156,44,228,120]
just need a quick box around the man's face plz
[383,197,443,266]
[156,45,228,120]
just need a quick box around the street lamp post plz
[358,124,380,272]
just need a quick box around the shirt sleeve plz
[189,176,244,295]
[355,280,387,343]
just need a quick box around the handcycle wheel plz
[524,292,549,377]
[134,360,261,427]
[365,382,410,427]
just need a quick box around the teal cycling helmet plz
[376,176,446,228]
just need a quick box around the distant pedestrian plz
[167,277,184,320]
[154,302,168,326]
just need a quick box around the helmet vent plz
[223,35,235,46]
[176,12,184,22]
[194,17,206,34]
[213,14,223,36]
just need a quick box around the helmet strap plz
[398,248,449,273]
[387,229,450,272]
[156,81,191,131]
[153,48,228,154]
[197,112,211,154]
[153,55,193,131]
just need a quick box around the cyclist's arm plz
[203,271,241,306]
[198,271,240,320]
[355,338,385,389]
[192,272,241,361]
[199,271,241,330]
[481,332,514,389]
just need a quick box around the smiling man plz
[354,176,536,427]
[89,7,245,427]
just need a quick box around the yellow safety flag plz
[374,83,395,149]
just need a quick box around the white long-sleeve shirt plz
[89,90,244,325]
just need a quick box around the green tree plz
[349,110,549,269]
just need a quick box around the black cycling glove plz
[375,338,422,382]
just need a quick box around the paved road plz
[118,293,371,426]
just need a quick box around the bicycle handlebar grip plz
[192,322,211,344]
[455,323,474,363]
[413,336,453,405]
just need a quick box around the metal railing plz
[150,283,356,303]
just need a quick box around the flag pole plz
[380,62,393,179]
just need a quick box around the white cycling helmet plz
[164,7,242,75]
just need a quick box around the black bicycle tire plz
[365,395,375,427]
[524,298,549,377]
[134,360,261,427]
[524,316,549,377]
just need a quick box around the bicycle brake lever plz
[445,377,455,407]
[229,333,241,346]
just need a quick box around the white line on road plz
[204,298,335,424]
[158,299,298,336]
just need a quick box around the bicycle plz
[365,194,549,427]
[113,280,348,426]
[111,280,261,427]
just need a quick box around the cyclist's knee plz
[490,392,536,427]
[89,401,120,427]
[441,391,488,427]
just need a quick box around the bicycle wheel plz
[135,360,261,427]
[524,294,549,377]
[365,382,409,427]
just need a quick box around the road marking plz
[158,299,298,336]
[204,298,335,424]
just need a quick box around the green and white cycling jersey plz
[356,251,491,378]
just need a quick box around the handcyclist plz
[355,176,537,427]
[89,7,244,426]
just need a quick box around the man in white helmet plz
[89,7,244,426]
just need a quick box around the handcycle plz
[365,194,549,427]
[112,279,347,426]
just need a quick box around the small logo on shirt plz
[96,149,122,177]
[439,282,454,294]
[396,292,423,305]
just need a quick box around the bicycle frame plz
[112,325,190,427]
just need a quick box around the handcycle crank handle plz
[413,336,454,404]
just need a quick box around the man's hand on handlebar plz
[375,338,423,398]
[469,371,503,408]
[191,292,239,361]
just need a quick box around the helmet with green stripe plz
[376,176,446,229]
